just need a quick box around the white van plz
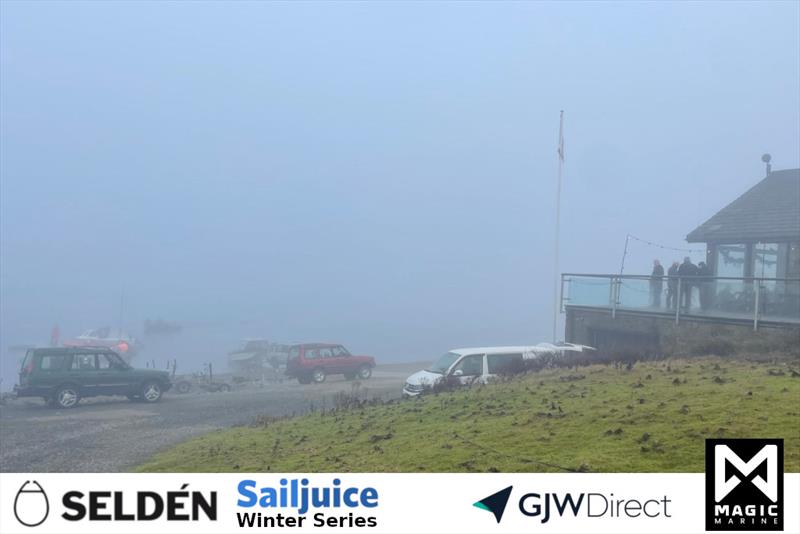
[402,343,595,397]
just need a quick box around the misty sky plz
[1,1,799,383]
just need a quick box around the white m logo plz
[715,444,778,502]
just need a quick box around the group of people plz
[649,257,712,311]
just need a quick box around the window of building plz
[716,244,746,277]
[753,243,784,279]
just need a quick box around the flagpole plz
[552,110,564,343]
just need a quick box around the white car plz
[402,343,595,397]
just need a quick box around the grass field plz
[138,356,800,473]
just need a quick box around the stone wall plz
[565,307,800,358]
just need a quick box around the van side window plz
[452,354,483,376]
[487,353,523,374]
[39,355,65,371]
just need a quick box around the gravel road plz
[0,363,419,472]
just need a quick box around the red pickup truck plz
[285,343,375,384]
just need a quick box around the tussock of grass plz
[138,356,800,473]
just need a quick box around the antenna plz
[761,153,772,175]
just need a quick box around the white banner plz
[1,473,798,534]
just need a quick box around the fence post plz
[611,277,618,319]
[675,277,681,325]
[753,280,760,331]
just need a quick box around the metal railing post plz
[611,276,618,319]
[675,277,681,325]
[753,280,760,331]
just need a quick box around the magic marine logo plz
[705,438,784,531]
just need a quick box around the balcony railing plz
[561,273,800,328]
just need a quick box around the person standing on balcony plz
[667,261,680,309]
[650,259,664,307]
[678,256,699,310]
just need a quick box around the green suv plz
[14,347,172,408]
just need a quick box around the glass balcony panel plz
[565,276,612,307]
[616,277,654,310]
[759,280,800,322]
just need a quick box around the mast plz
[553,111,564,343]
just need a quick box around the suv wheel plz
[217,383,231,393]
[141,382,163,403]
[55,386,79,409]
[311,368,326,383]
[357,365,372,380]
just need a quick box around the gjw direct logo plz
[705,438,784,531]
[473,485,671,524]
[473,486,512,523]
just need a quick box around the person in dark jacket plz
[678,256,699,310]
[697,261,712,311]
[650,259,665,307]
[667,261,680,309]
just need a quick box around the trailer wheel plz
[176,381,192,394]
[312,368,326,383]
[357,365,373,380]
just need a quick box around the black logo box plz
[705,438,784,532]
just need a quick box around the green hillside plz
[138,356,800,473]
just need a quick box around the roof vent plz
[761,153,772,175]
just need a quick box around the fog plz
[1,2,799,386]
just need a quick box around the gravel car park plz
[0,362,420,472]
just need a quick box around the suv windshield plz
[426,352,460,374]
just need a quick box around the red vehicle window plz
[331,346,350,357]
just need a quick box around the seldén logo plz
[14,481,50,527]
[473,486,513,523]
[705,438,784,531]
[10,481,217,528]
